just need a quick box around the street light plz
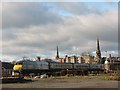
[105,51,108,59]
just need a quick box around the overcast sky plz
[1,2,118,62]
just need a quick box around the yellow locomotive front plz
[13,61,23,76]
[13,64,22,71]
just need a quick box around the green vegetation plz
[54,74,119,81]
[28,72,120,81]
[98,75,111,80]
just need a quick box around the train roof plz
[16,60,49,64]
[49,62,73,64]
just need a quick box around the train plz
[13,59,104,76]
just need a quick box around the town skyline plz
[1,38,118,62]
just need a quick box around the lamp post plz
[105,51,108,60]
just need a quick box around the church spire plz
[96,37,101,63]
[56,45,59,59]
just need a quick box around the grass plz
[26,71,120,81]
[97,71,120,81]
[98,76,111,80]
[49,74,120,81]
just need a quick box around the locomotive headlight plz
[13,65,22,71]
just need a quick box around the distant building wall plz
[0,61,2,78]
[81,55,94,64]
[56,58,65,63]
[65,55,71,63]
[70,56,78,63]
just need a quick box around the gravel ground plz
[1,76,119,88]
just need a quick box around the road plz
[1,76,119,88]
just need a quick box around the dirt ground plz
[1,76,119,88]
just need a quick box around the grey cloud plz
[2,2,63,29]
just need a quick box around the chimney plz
[37,56,41,61]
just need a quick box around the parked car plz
[40,74,48,78]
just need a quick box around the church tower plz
[96,37,101,63]
[56,45,59,59]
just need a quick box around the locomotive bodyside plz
[74,63,89,70]
[36,61,49,70]
[89,64,104,70]
[49,62,73,70]
[22,60,37,70]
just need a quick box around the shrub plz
[114,70,120,81]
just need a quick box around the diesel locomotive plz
[13,59,104,76]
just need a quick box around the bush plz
[114,70,120,81]
[108,70,120,81]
